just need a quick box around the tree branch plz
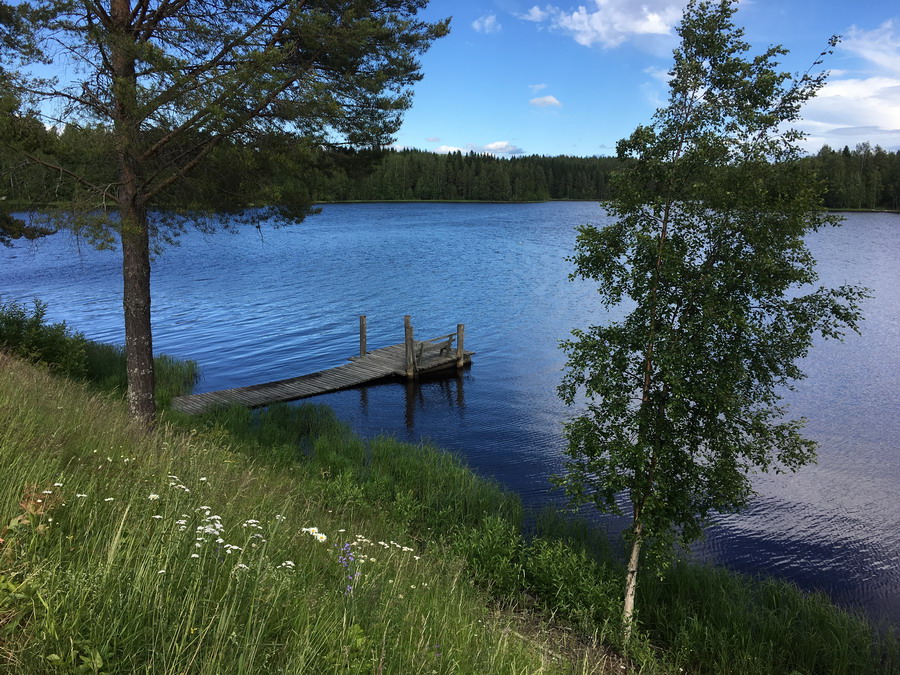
[19,151,113,200]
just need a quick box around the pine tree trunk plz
[111,0,156,425]
[121,206,155,425]
[623,520,643,642]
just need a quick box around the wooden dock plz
[171,316,472,416]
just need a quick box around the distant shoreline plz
[6,199,900,214]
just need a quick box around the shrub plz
[0,298,86,377]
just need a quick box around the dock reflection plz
[355,371,467,430]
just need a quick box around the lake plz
[2,202,898,627]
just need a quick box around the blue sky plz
[393,0,900,157]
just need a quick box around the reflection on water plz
[1,203,898,626]
[398,373,467,429]
[352,370,468,429]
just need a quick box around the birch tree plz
[556,0,867,639]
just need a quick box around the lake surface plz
[2,203,898,627]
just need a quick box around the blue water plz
[2,203,898,626]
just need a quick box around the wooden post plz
[456,323,465,369]
[404,315,415,378]
[359,315,367,359]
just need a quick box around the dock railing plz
[361,315,465,378]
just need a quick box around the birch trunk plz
[623,520,643,641]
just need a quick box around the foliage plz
[808,142,900,211]
[452,516,525,598]
[3,1,450,223]
[81,340,198,410]
[556,0,869,636]
[0,79,57,245]
[0,298,86,376]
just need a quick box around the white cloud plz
[425,136,441,143]
[521,0,683,48]
[482,141,525,155]
[472,14,502,34]
[529,83,548,93]
[797,22,900,150]
[799,76,900,149]
[643,65,672,83]
[640,65,672,107]
[530,95,562,107]
[519,6,550,22]
[433,141,525,156]
[842,21,900,75]
[434,144,466,154]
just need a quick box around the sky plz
[391,0,900,157]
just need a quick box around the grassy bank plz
[1,302,897,673]
[1,355,562,673]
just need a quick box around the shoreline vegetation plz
[5,198,900,214]
[1,300,898,673]
[4,145,900,215]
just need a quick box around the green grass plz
[637,560,898,673]
[0,355,558,673]
[0,300,896,673]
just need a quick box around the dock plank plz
[172,340,473,415]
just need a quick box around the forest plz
[2,123,899,211]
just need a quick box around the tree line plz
[4,127,899,210]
